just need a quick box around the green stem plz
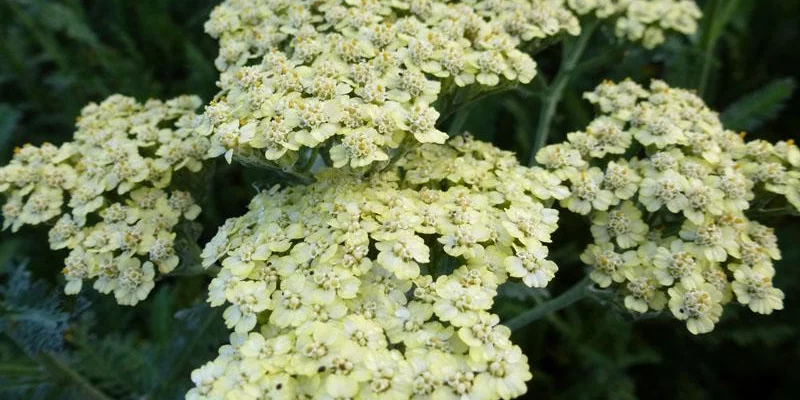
[747,206,800,218]
[298,148,319,173]
[697,0,722,97]
[36,352,115,400]
[166,263,220,277]
[528,20,598,166]
[233,149,314,185]
[697,0,740,97]
[437,82,519,127]
[281,169,314,184]
[504,276,593,331]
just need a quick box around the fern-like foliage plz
[0,259,227,400]
[0,260,91,400]
[721,78,797,131]
[0,261,69,355]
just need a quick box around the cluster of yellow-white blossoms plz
[188,136,567,399]
[0,95,210,305]
[199,0,585,171]
[536,79,796,334]
[567,0,701,48]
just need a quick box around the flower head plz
[198,0,588,172]
[537,79,791,334]
[0,95,210,305]
[190,136,559,399]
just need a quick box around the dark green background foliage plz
[0,0,798,399]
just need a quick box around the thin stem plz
[697,0,740,97]
[233,150,314,185]
[298,148,319,173]
[274,166,314,185]
[504,276,593,332]
[36,352,115,400]
[165,263,220,277]
[697,0,722,97]
[528,20,598,166]
[38,353,115,400]
[437,81,519,126]
[747,206,800,219]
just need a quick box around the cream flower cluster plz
[568,0,701,48]
[199,0,581,170]
[0,95,210,305]
[188,136,567,399]
[537,79,793,334]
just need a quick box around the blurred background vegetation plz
[0,0,798,399]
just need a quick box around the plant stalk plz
[528,20,598,166]
[697,0,740,97]
[37,352,115,400]
[504,276,593,331]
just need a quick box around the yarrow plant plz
[3,0,798,399]
[199,0,580,173]
[537,79,796,334]
[199,0,702,175]
[0,95,211,305]
[568,0,702,49]
[189,136,564,399]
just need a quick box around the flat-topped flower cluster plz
[188,136,566,399]
[536,79,794,334]
[4,1,769,399]
[200,0,586,171]
[0,95,210,305]
[200,0,703,174]
[568,0,702,48]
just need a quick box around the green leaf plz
[721,78,796,131]
[39,2,100,48]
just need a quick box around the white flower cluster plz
[188,136,567,399]
[537,79,794,334]
[0,95,210,305]
[568,0,701,48]
[199,0,582,170]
